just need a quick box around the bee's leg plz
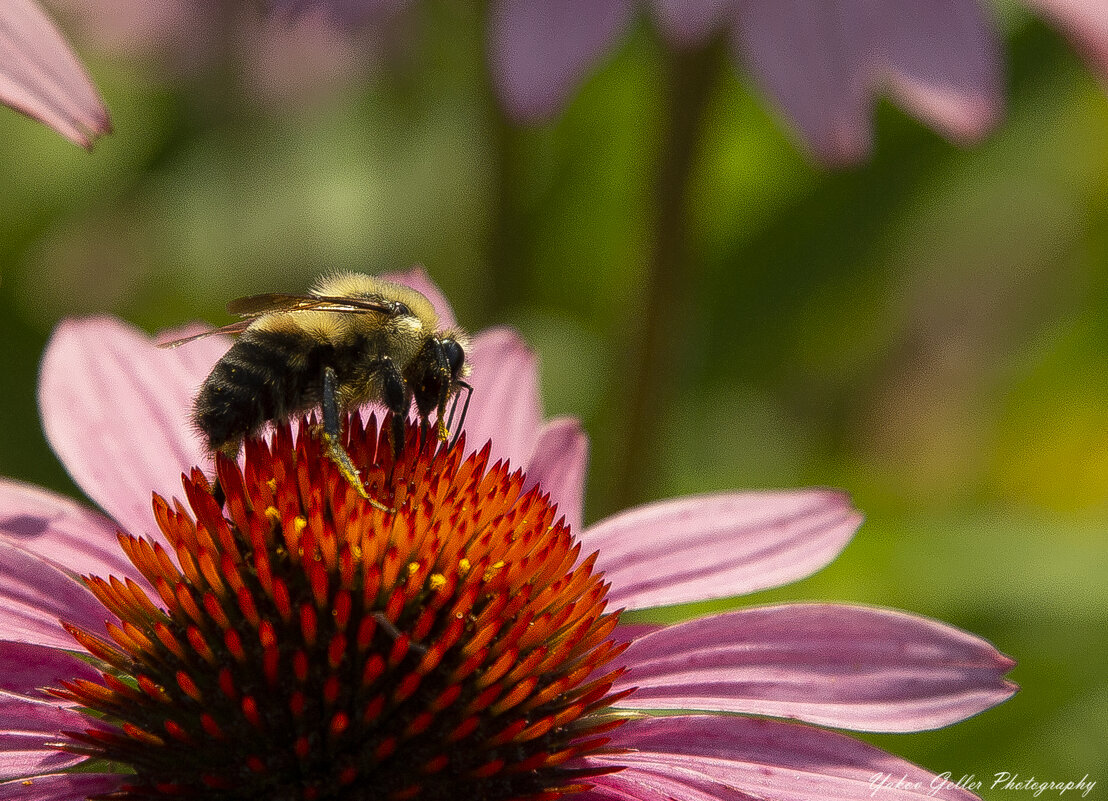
[433,387,450,444]
[447,381,473,450]
[210,442,240,509]
[212,480,226,509]
[418,418,432,453]
[379,357,408,461]
[321,366,391,513]
[445,392,461,434]
[432,342,451,443]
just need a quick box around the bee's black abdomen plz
[194,332,321,452]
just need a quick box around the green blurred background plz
[1,2,1104,795]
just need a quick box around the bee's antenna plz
[448,381,473,450]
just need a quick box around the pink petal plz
[580,772,753,801]
[584,714,980,801]
[732,0,874,164]
[0,772,121,800]
[0,541,110,650]
[653,0,733,49]
[0,643,99,698]
[490,0,637,121]
[0,693,91,780]
[1026,0,1108,81]
[613,622,663,641]
[0,479,144,586]
[379,265,458,329]
[584,490,860,611]
[613,603,1017,733]
[522,418,588,534]
[0,748,80,782]
[462,327,543,471]
[0,0,110,148]
[38,317,227,539]
[878,0,1002,143]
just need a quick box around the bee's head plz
[433,335,472,446]
[408,333,470,424]
[440,336,466,380]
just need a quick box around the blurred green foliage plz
[1,5,1104,794]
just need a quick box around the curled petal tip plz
[0,0,111,149]
[1040,1,1108,82]
[880,0,1005,149]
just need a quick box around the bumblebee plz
[161,272,472,508]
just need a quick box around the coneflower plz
[0,271,1016,801]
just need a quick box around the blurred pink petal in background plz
[272,0,415,27]
[45,0,401,107]
[31,0,1108,161]
[0,0,109,148]
[489,0,637,122]
[489,0,1106,163]
[730,0,1002,163]
[45,0,216,72]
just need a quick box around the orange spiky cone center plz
[55,415,630,801]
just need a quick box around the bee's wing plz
[156,321,253,348]
[226,293,401,317]
[159,294,402,350]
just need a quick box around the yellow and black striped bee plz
[161,272,472,507]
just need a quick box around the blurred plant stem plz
[607,43,721,512]
[485,101,529,318]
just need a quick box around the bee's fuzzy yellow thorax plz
[313,272,440,331]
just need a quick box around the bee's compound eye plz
[442,339,464,376]
[393,302,413,317]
